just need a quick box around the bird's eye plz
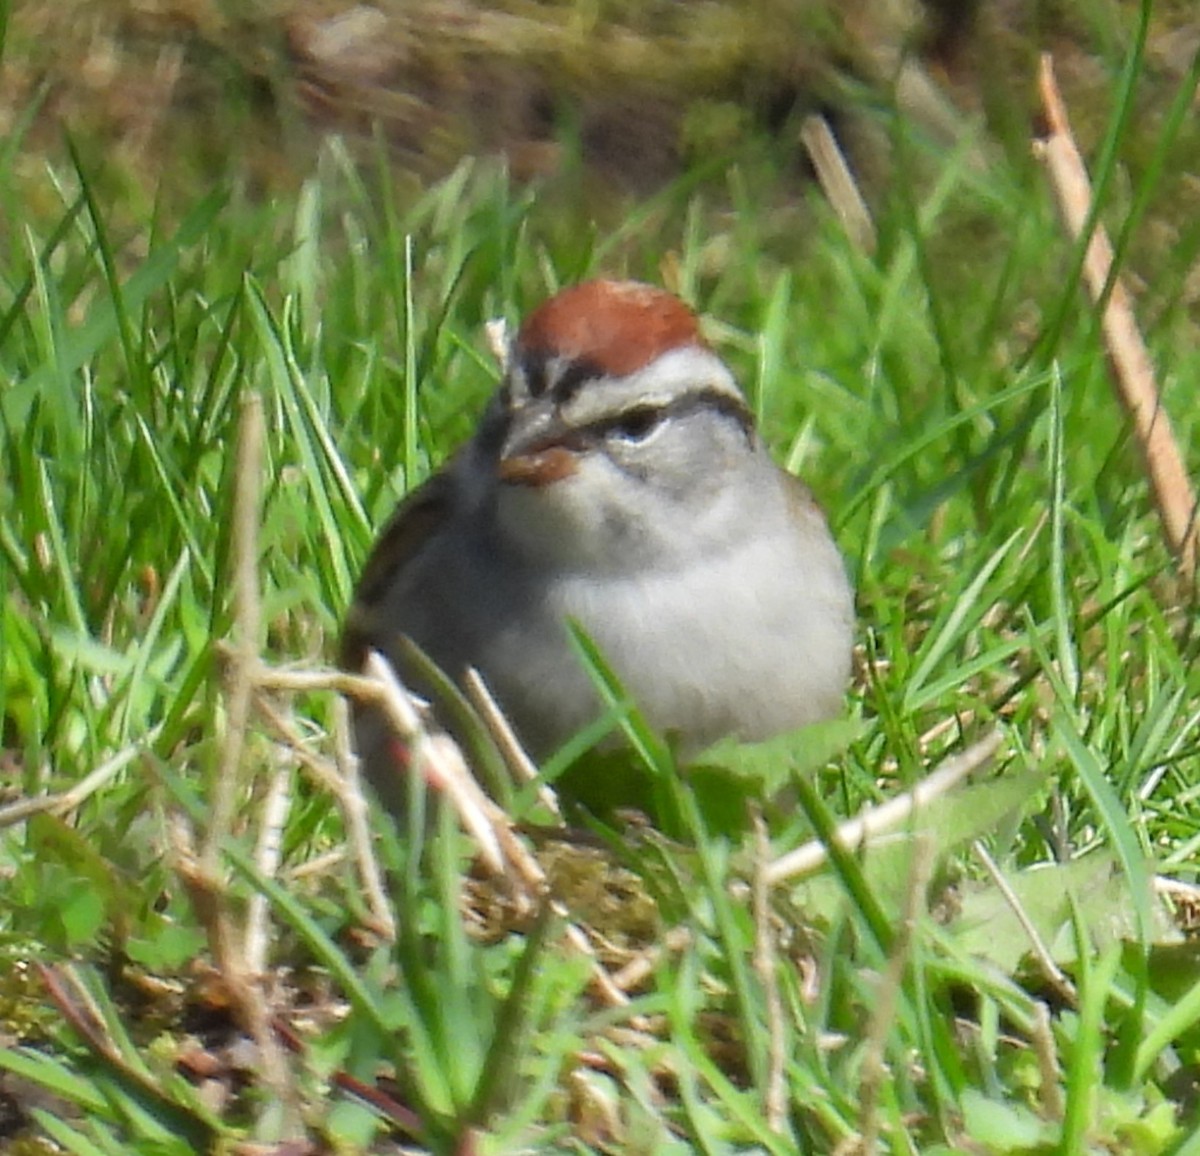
[606,406,663,443]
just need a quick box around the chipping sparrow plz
[342,280,854,803]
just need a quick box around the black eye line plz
[578,388,754,447]
[690,389,755,442]
[597,403,663,441]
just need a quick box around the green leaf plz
[0,1048,108,1114]
[28,813,135,948]
[690,717,863,793]
[959,1089,1051,1149]
[953,852,1165,974]
[124,919,208,972]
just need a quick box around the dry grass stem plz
[916,711,975,751]
[561,918,631,1008]
[610,927,692,993]
[245,760,292,976]
[364,650,506,875]
[200,392,301,1134]
[255,692,395,939]
[170,814,301,1134]
[1030,1000,1065,1120]
[39,963,199,1115]
[1035,53,1199,583]
[485,797,549,899]
[1154,875,1200,933]
[254,692,344,794]
[360,651,547,902]
[972,839,1078,1008]
[205,391,264,875]
[286,847,346,878]
[0,734,155,828]
[1154,875,1200,902]
[859,833,934,1156]
[243,653,548,898]
[239,663,365,693]
[332,694,397,939]
[766,729,1005,885]
[55,965,111,1044]
[751,806,787,1135]
[800,113,877,254]
[465,666,562,820]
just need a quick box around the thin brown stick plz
[1035,53,1199,582]
[363,651,548,902]
[235,653,549,895]
[255,692,395,940]
[1155,875,1200,903]
[560,918,631,1009]
[40,963,216,1145]
[609,927,692,993]
[364,651,504,875]
[332,695,397,940]
[233,659,390,696]
[287,847,345,878]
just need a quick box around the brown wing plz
[339,467,458,671]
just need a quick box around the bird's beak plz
[497,403,581,487]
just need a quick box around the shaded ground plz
[6,0,1197,217]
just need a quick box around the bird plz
[341,279,854,812]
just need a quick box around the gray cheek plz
[606,429,689,494]
[611,425,737,505]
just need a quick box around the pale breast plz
[464,503,853,756]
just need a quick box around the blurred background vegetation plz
[3,1,1196,214]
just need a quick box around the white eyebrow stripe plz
[555,345,742,426]
[620,346,739,396]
